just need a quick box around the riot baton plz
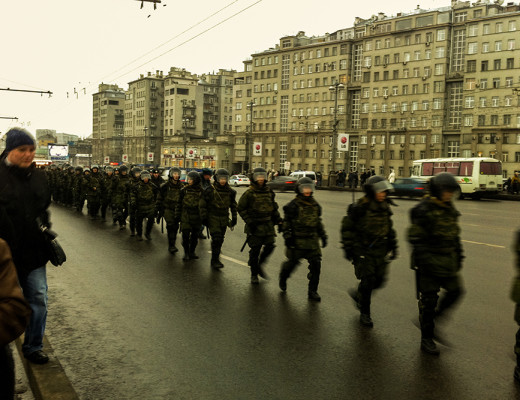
[240,237,249,252]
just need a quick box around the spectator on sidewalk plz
[0,128,53,365]
[0,236,31,399]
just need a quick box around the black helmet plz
[363,175,393,198]
[131,167,142,178]
[252,167,267,183]
[429,172,459,199]
[151,168,160,174]
[169,167,181,180]
[74,166,83,173]
[141,171,151,181]
[202,168,212,176]
[187,171,201,185]
[296,177,315,194]
[119,165,129,174]
[215,168,229,182]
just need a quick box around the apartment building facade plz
[233,1,520,178]
[92,84,125,165]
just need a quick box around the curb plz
[15,336,79,400]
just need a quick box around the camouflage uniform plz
[237,180,282,281]
[64,166,75,206]
[156,177,183,253]
[100,170,116,221]
[111,169,131,229]
[199,179,237,268]
[130,176,157,240]
[341,195,397,322]
[72,167,83,212]
[176,176,204,260]
[408,194,464,351]
[82,168,105,219]
[511,230,520,380]
[279,191,327,300]
[128,169,142,236]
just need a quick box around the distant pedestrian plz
[408,173,464,355]
[388,169,396,184]
[0,238,31,400]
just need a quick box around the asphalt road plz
[44,189,520,400]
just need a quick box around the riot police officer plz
[156,167,184,253]
[408,172,464,355]
[111,165,131,230]
[341,175,398,327]
[199,168,237,269]
[130,171,157,241]
[237,167,282,284]
[279,177,327,301]
[100,166,116,222]
[128,167,142,236]
[177,171,204,261]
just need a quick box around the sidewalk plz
[13,336,78,400]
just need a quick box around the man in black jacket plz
[0,128,52,364]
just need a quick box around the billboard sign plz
[48,144,69,161]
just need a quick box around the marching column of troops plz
[44,163,520,376]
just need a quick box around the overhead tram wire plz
[97,0,241,84]
[23,0,264,130]
[109,0,264,82]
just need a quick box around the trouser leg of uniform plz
[258,243,275,267]
[182,231,190,251]
[419,292,439,339]
[307,257,321,293]
[145,216,154,236]
[189,228,199,255]
[100,202,107,219]
[248,245,262,276]
[358,274,376,315]
[167,223,178,250]
[129,210,136,234]
[280,252,299,290]
[436,286,463,317]
[136,214,144,236]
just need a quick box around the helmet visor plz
[372,180,394,193]
[253,172,267,181]
[298,182,315,194]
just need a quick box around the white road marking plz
[461,240,505,249]
[208,251,249,267]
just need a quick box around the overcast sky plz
[0,0,445,138]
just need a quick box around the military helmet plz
[83,167,91,174]
[169,167,181,179]
[215,168,229,182]
[131,166,142,178]
[187,171,201,185]
[74,166,83,173]
[252,167,267,183]
[119,165,129,174]
[91,164,99,172]
[151,168,160,174]
[296,177,315,194]
[429,172,459,199]
[141,171,151,181]
[50,164,57,170]
[202,168,212,176]
[105,166,114,174]
[363,175,393,198]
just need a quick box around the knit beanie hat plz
[5,128,35,152]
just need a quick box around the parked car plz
[229,174,250,187]
[289,171,317,185]
[266,176,298,192]
[390,178,429,198]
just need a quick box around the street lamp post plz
[183,118,189,169]
[329,82,345,174]
[247,101,256,173]
[143,126,148,165]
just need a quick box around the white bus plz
[411,157,502,198]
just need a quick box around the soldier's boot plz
[145,220,153,240]
[421,338,440,355]
[168,237,178,254]
[210,241,224,269]
[347,288,361,310]
[182,246,191,261]
[307,271,321,301]
[358,284,373,327]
